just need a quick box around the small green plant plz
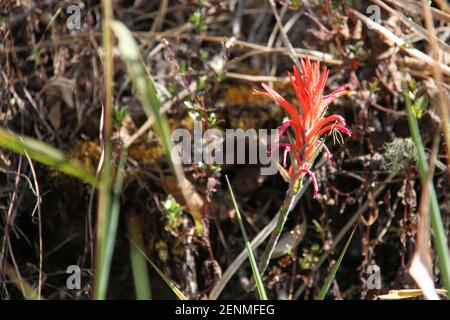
[291,0,302,9]
[299,243,322,270]
[405,80,428,119]
[167,82,177,95]
[312,219,325,236]
[348,41,368,60]
[207,112,220,127]
[186,101,202,121]
[368,78,380,94]
[199,49,209,60]
[197,161,221,174]
[113,105,127,126]
[162,195,183,231]
[189,9,207,32]
[197,76,206,90]
[217,71,227,82]
[178,61,187,74]
[27,47,42,62]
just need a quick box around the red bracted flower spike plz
[253,56,352,198]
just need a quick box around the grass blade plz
[127,214,152,300]
[316,227,356,300]
[127,229,186,300]
[403,87,450,296]
[110,20,203,234]
[225,175,268,300]
[0,127,96,185]
[100,149,128,297]
[94,0,115,300]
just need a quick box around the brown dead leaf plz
[48,103,61,130]
[40,76,75,109]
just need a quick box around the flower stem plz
[258,186,302,276]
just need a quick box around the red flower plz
[254,57,352,197]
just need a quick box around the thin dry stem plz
[421,0,450,177]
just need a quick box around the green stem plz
[95,0,114,300]
[404,88,450,296]
[258,187,300,276]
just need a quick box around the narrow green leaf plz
[403,87,450,296]
[99,149,129,297]
[94,0,114,300]
[109,20,171,166]
[0,127,96,185]
[110,20,203,234]
[225,175,268,300]
[128,234,186,300]
[127,214,153,300]
[316,227,356,300]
